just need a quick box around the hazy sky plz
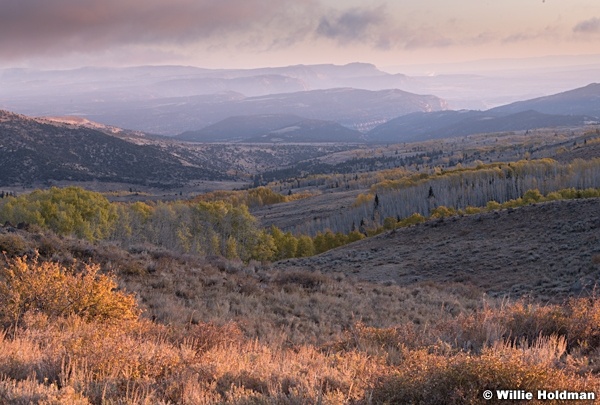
[2,0,600,70]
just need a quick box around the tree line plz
[0,187,363,262]
[292,158,600,235]
[1,164,599,263]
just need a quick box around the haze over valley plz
[2,59,600,135]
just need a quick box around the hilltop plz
[367,109,595,143]
[178,114,365,143]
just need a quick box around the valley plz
[1,61,600,404]
[4,0,600,400]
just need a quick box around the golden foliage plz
[0,256,139,327]
[192,186,315,209]
[0,187,117,241]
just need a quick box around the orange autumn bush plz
[0,256,139,328]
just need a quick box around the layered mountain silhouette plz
[0,64,445,135]
[91,87,446,135]
[1,62,597,145]
[366,83,600,142]
[173,82,599,143]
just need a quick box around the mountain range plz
[76,87,447,135]
[366,110,596,143]
[2,63,598,138]
[489,83,600,117]
[176,83,600,144]
[365,83,600,142]
[0,63,402,100]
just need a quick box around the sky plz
[1,0,600,71]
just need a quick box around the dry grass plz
[1,226,600,403]
[1,296,600,404]
[280,198,600,303]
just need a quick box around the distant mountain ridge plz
[174,83,600,143]
[0,64,444,135]
[367,110,595,143]
[366,83,600,142]
[490,83,600,117]
[1,64,597,142]
[178,114,365,143]
[0,110,226,187]
[0,63,399,100]
[82,87,447,135]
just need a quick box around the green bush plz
[0,187,117,241]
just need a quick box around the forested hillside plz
[259,158,600,236]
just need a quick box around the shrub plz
[398,213,426,227]
[0,376,90,405]
[275,270,328,291]
[0,256,139,327]
[383,216,398,230]
[430,206,456,218]
[0,234,29,257]
[486,201,502,211]
[369,343,594,405]
[442,298,600,355]
[523,189,544,203]
[464,206,483,215]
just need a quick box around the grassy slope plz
[1,195,599,404]
[279,198,600,302]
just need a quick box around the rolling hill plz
[365,83,600,143]
[367,109,595,143]
[490,83,600,117]
[278,198,600,302]
[177,114,365,143]
[0,110,226,187]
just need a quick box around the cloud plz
[503,33,537,44]
[573,17,600,34]
[402,30,455,50]
[6,1,445,63]
[0,0,316,60]
[3,0,573,67]
[502,24,560,44]
[314,6,458,51]
[316,7,386,44]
